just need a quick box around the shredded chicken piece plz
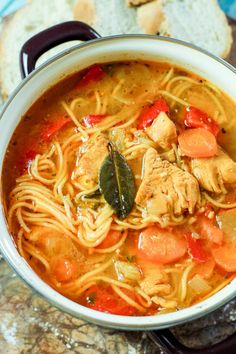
[139,267,169,296]
[135,148,200,217]
[160,148,176,163]
[146,112,177,150]
[191,148,236,194]
[74,135,108,189]
[109,128,133,152]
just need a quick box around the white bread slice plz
[161,0,232,59]
[0,0,78,99]
[138,0,232,59]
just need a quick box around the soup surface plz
[3,61,236,316]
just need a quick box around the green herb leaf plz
[99,143,136,219]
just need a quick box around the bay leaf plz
[99,143,136,219]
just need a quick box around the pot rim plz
[2,33,236,118]
[1,33,236,330]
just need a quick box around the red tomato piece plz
[84,285,137,316]
[52,257,78,282]
[41,117,71,141]
[184,107,220,137]
[138,226,187,264]
[96,230,122,249]
[83,114,107,127]
[17,145,38,173]
[76,65,104,89]
[178,128,218,158]
[186,233,209,263]
[137,97,170,130]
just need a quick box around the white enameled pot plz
[0,21,236,335]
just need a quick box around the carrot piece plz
[184,107,220,137]
[212,245,236,272]
[52,257,78,282]
[186,233,209,263]
[190,258,215,279]
[83,285,138,316]
[198,215,224,245]
[178,128,218,158]
[96,230,122,249]
[138,226,187,264]
[137,97,170,130]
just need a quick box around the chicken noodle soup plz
[3,61,236,316]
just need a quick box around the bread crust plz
[137,0,165,34]
[126,0,152,7]
[73,0,96,26]
[211,0,232,58]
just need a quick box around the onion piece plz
[115,261,141,282]
[188,274,212,294]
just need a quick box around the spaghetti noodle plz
[3,61,236,316]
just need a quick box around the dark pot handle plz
[20,21,101,78]
[149,328,236,353]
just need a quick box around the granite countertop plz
[1,17,236,354]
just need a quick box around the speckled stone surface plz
[1,16,236,354]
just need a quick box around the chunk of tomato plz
[41,116,71,141]
[83,114,107,127]
[83,285,138,316]
[186,233,209,263]
[75,65,104,89]
[137,97,170,130]
[184,106,220,137]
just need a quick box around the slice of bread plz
[0,0,232,99]
[161,0,232,59]
[138,0,232,59]
[0,0,77,99]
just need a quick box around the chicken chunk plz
[139,266,169,296]
[74,135,108,189]
[145,112,177,150]
[135,148,200,217]
[191,148,236,194]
